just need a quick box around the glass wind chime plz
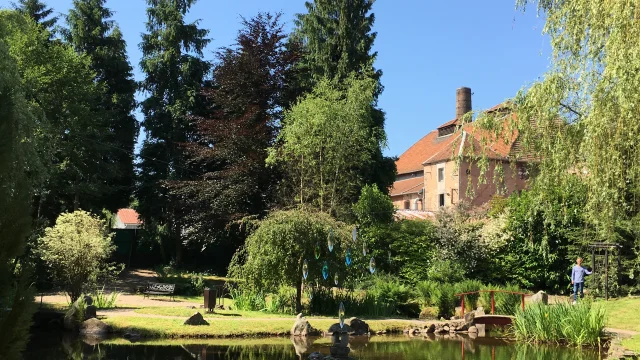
[301,226,376,329]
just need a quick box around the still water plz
[24,332,604,360]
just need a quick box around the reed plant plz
[229,287,267,312]
[93,286,121,309]
[512,301,606,347]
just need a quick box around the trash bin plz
[204,288,217,312]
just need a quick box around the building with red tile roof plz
[390,88,530,212]
[113,208,143,229]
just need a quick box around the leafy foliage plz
[268,76,383,215]
[292,0,396,196]
[500,0,640,239]
[0,30,37,360]
[39,210,121,302]
[228,209,355,311]
[166,13,298,259]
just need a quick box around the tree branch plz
[560,102,583,118]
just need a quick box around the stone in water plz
[352,227,357,242]
[314,242,321,260]
[334,273,339,286]
[339,302,346,329]
[369,257,376,274]
[327,229,335,253]
[302,259,309,280]
[345,248,352,266]
[322,261,329,280]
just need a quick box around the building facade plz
[390,87,530,213]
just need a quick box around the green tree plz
[495,0,640,239]
[137,0,211,265]
[1,10,111,223]
[268,76,383,216]
[0,32,38,360]
[12,0,57,33]
[352,184,395,227]
[63,0,139,212]
[39,210,117,302]
[228,210,351,312]
[293,0,396,195]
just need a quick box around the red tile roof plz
[395,130,462,175]
[117,208,142,225]
[437,119,458,129]
[389,177,424,196]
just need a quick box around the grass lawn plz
[132,307,318,319]
[601,297,640,352]
[102,316,419,338]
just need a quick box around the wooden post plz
[490,291,495,315]
[461,295,465,318]
[521,294,525,311]
[605,248,609,301]
[492,346,495,360]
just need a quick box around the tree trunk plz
[296,277,302,314]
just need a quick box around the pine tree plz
[64,0,138,211]
[137,0,211,264]
[0,34,37,360]
[13,0,57,33]
[293,0,396,200]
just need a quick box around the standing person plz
[571,257,592,304]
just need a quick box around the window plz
[438,168,444,182]
[403,200,410,210]
[518,164,529,180]
[439,194,445,207]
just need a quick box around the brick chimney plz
[456,87,472,120]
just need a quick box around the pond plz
[24,331,605,360]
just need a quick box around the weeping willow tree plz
[466,1,640,244]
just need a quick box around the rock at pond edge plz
[291,314,321,336]
[184,312,209,326]
[346,317,370,335]
[79,318,110,336]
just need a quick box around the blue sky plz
[0,0,550,157]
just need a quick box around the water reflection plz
[24,331,605,360]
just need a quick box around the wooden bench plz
[143,282,176,301]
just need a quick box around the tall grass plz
[93,287,121,309]
[229,288,267,312]
[512,302,606,347]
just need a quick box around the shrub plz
[512,302,606,346]
[39,211,121,302]
[229,287,266,312]
[415,280,438,307]
[431,283,456,319]
[92,287,120,309]
[427,259,465,284]
[266,286,297,314]
[455,280,483,311]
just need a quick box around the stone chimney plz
[456,87,472,120]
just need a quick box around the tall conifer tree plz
[293,0,396,198]
[13,0,57,34]
[64,0,138,211]
[137,0,211,264]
